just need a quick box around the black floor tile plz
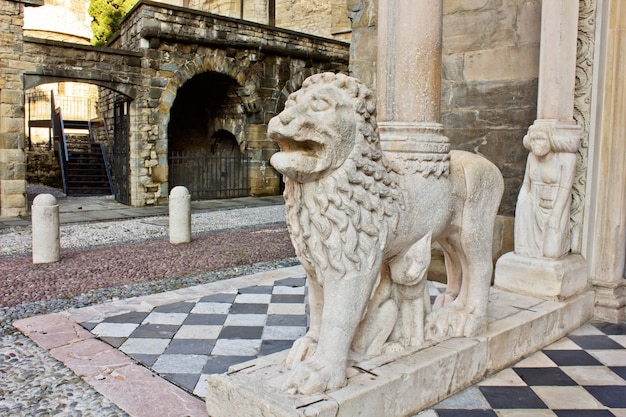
[479,386,547,409]
[162,373,200,392]
[80,321,98,331]
[129,353,160,367]
[99,336,126,348]
[436,410,498,417]
[182,313,227,325]
[585,385,626,408]
[275,277,306,287]
[154,301,195,314]
[513,367,577,386]
[554,411,616,417]
[609,366,626,381]
[271,294,305,303]
[203,355,256,374]
[129,324,180,339]
[266,314,308,327]
[238,285,273,294]
[569,335,625,350]
[165,339,215,355]
[101,311,150,324]
[542,350,603,366]
[229,303,269,314]
[593,322,626,335]
[218,325,263,339]
[259,339,294,355]
[198,293,236,303]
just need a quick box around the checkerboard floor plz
[77,272,626,416]
[417,322,626,417]
[79,276,309,398]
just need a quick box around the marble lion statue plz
[268,72,503,395]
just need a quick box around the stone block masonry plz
[0,0,28,217]
[104,1,349,206]
[350,0,542,217]
[0,0,348,215]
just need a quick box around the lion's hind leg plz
[433,237,464,310]
[427,151,503,340]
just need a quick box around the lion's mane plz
[283,73,404,281]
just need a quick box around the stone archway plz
[162,51,261,200]
[155,49,262,194]
[158,50,261,149]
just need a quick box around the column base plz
[494,252,588,300]
[592,280,626,322]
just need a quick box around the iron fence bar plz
[168,152,251,200]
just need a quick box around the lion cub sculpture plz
[268,72,504,395]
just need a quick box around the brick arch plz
[157,50,262,145]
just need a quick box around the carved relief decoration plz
[570,0,596,253]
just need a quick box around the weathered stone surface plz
[268,73,503,395]
[205,288,594,416]
[495,253,588,300]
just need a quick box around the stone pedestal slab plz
[205,289,594,417]
[494,252,587,300]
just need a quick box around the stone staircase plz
[63,131,113,196]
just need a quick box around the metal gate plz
[168,151,251,200]
[113,101,130,204]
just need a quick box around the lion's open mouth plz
[275,136,324,157]
[269,134,330,182]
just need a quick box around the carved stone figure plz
[514,122,579,259]
[268,73,503,395]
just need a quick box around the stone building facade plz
[350,0,541,217]
[0,0,348,215]
[105,1,349,205]
[186,0,351,41]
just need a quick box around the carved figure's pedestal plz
[494,253,587,300]
[205,285,594,417]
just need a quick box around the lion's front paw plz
[425,307,487,341]
[282,358,346,395]
[285,336,317,369]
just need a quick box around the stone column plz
[585,0,626,322]
[376,0,449,177]
[494,0,586,300]
[0,0,29,217]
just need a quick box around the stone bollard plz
[169,186,191,244]
[32,194,61,264]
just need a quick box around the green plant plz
[88,0,138,46]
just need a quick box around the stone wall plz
[26,146,62,188]
[186,0,351,41]
[350,0,541,217]
[0,1,34,217]
[108,1,349,204]
[1,0,348,212]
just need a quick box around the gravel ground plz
[0,200,299,416]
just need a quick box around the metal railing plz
[26,91,97,150]
[51,97,69,195]
[26,92,97,122]
[169,152,251,200]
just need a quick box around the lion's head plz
[268,72,378,183]
[268,73,403,277]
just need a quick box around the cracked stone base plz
[205,288,594,417]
